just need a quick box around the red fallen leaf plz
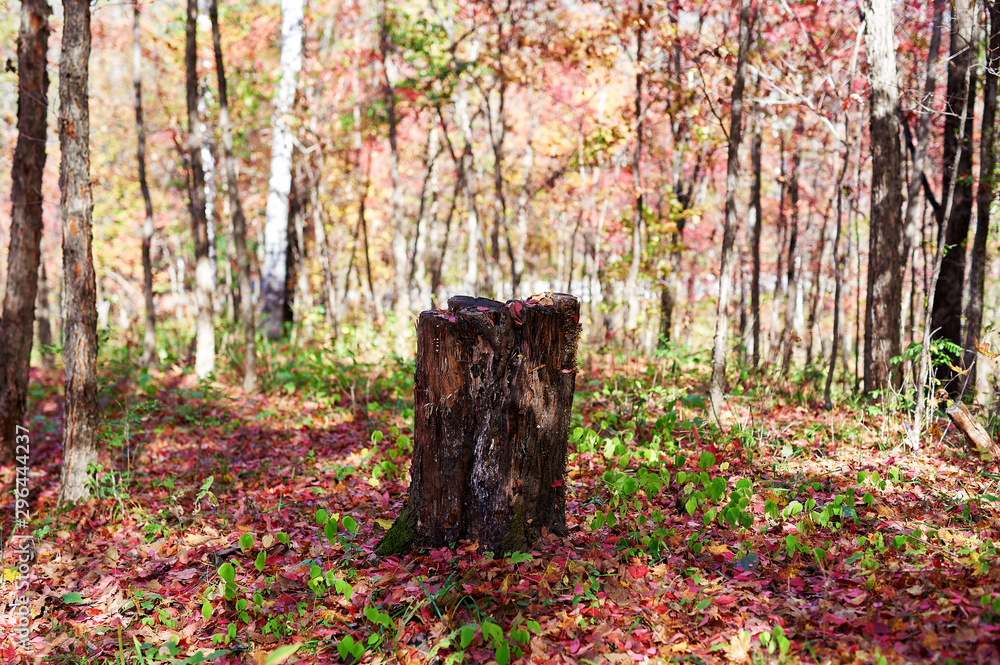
[627,565,648,578]
[551,480,563,487]
[715,594,738,605]
[822,612,848,626]
[477,306,490,311]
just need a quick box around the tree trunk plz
[769,135,788,361]
[781,119,802,375]
[0,0,50,462]
[487,14,509,302]
[902,0,944,263]
[185,0,214,378]
[377,294,580,556]
[863,0,905,395]
[37,259,53,371]
[411,126,441,311]
[133,0,156,369]
[210,0,256,391]
[309,151,339,331]
[749,81,762,370]
[962,0,999,396]
[930,0,978,394]
[806,197,832,367]
[624,2,646,335]
[825,48,859,408]
[261,0,304,339]
[58,0,98,505]
[381,1,410,353]
[512,85,538,298]
[708,0,751,422]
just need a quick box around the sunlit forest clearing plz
[2,0,1000,662]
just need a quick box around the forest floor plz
[2,343,1000,664]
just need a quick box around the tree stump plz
[377,293,580,556]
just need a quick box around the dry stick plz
[910,28,977,450]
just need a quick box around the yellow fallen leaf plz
[3,568,18,583]
[706,544,731,555]
[725,630,751,663]
[375,519,395,530]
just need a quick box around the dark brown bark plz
[708,0,751,421]
[863,0,905,395]
[931,0,978,394]
[134,0,156,368]
[749,82,762,371]
[58,0,98,505]
[962,0,999,396]
[0,0,50,462]
[187,0,214,377]
[378,294,580,556]
[210,0,256,391]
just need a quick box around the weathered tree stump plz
[377,293,580,556]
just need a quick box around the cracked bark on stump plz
[378,294,580,556]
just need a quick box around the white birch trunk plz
[261,0,303,339]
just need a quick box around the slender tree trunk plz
[863,0,905,395]
[412,126,441,310]
[781,118,802,375]
[309,152,339,331]
[930,0,978,393]
[210,0,256,390]
[185,0,214,378]
[709,0,751,422]
[380,1,410,352]
[806,197,832,367]
[133,0,156,369]
[261,0,304,338]
[37,259,53,371]
[351,53,380,320]
[625,1,646,335]
[749,81,762,371]
[824,24,861,408]
[962,0,999,396]
[487,12,509,301]
[825,141,852,408]
[0,0,50,461]
[912,11,978,445]
[769,135,787,360]
[512,85,537,297]
[903,0,944,265]
[58,0,98,505]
